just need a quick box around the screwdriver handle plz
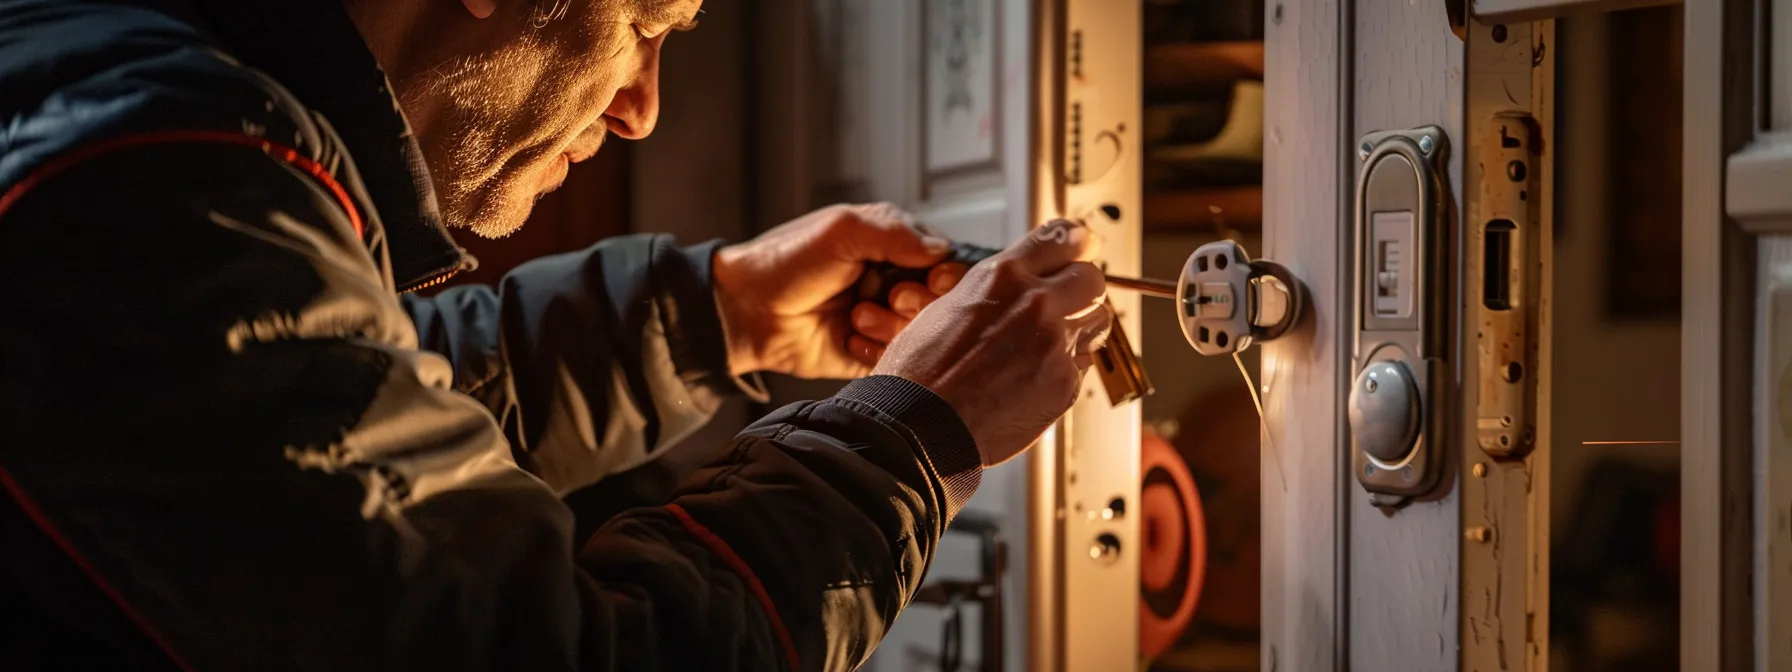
[857,241,999,306]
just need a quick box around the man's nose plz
[604,45,661,140]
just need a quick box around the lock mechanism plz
[1351,126,1453,507]
[860,239,1308,407]
[1175,240,1305,356]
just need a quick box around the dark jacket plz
[0,1,983,670]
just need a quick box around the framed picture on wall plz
[922,0,1002,196]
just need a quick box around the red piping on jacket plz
[665,503,802,672]
[0,129,366,239]
[0,129,368,672]
[0,462,198,672]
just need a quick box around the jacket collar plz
[162,0,477,291]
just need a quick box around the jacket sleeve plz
[402,235,770,495]
[0,141,983,672]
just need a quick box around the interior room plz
[419,1,1701,670]
[8,0,1773,669]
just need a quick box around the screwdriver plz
[858,241,1181,304]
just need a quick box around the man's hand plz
[873,219,1112,466]
[712,203,970,379]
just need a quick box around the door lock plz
[861,240,1308,405]
[1173,240,1305,356]
[1351,126,1453,507]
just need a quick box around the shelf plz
[1145,41,1265,92]
[1144,186,1263,232]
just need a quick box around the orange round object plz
[1139,428,1208,661]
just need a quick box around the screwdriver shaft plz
[1104,274,1179,299]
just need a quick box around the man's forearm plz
[402,234,769,494]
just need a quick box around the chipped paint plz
[1461,18,1552,672]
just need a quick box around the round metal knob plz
[1349,360,1421,463]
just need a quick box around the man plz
[0,0,1113,670]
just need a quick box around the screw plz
[1364,463,1375,477]
[1359,140,1374,158]
[1466,526,1493,543]
[1400,466,1414,482]
[1472,463,1488,478]
[1507,160,1527,182]
[1418,135,1436,155]
[1365,378,1379,393]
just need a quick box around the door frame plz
[1027,0,1146,669]
[1684,0,1757,668]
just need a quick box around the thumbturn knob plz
[1349,360,1421,463]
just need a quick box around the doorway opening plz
[1137,0,1265,669]
[1547,7,1684,671]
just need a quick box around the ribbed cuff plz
[670,238,770,403]
[835,375,982,519]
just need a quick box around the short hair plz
[532,0,570,27]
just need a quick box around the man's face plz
[348,0,702,238]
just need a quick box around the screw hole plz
[1504,362,1524,382]
[1507,160,1527,182]
[1492,24,1509,43]
[1215,254,1229,270]
[1091,533,1122,564]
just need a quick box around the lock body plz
[1350,127,1453,505]
[1176,240,1305,356]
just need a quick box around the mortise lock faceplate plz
[1351,126,1453,507]
[1474,113,1540,459]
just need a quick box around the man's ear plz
[461,0,498,19]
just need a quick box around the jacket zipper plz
[401,270,459,294]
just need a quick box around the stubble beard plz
[402,49,540,239]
